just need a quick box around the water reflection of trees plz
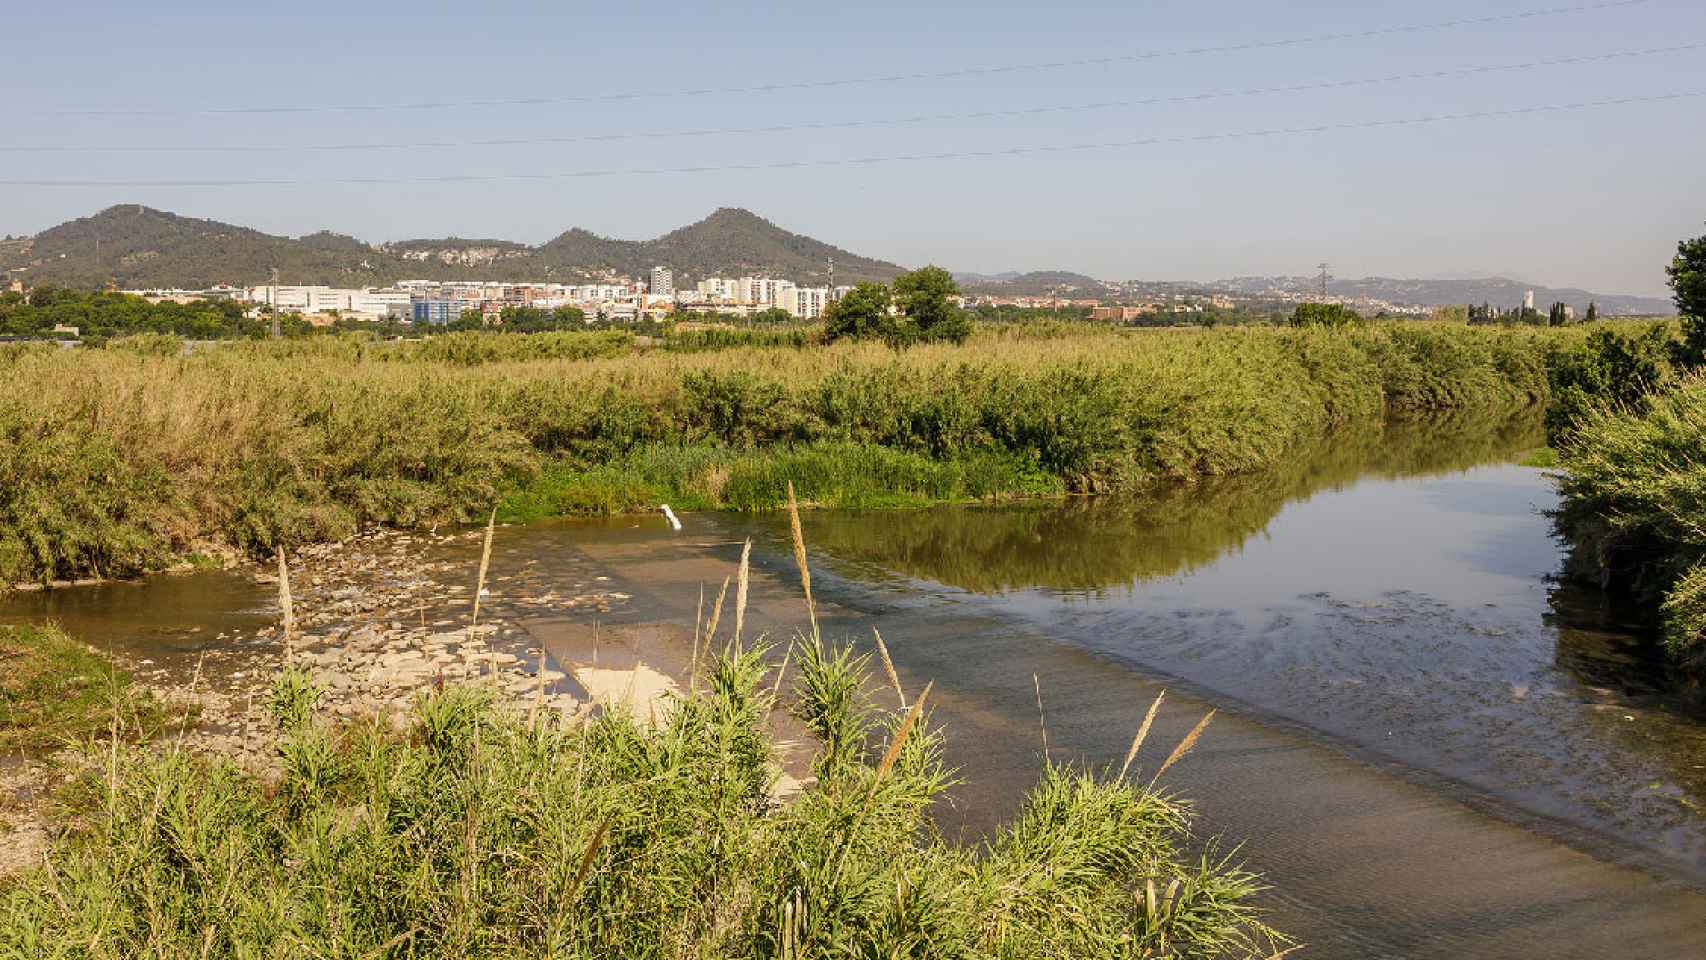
[800,410,1544,594]
[1547,581,1706,823]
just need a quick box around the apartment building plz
[649,266,674,297]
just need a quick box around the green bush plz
[1289,302,1363,327]
[0,651,1283,958]
[1544,321,1678,446]
[1553,374,1706,676]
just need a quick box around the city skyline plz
[4,1,1704,296]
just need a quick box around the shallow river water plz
[7,412,1706,957]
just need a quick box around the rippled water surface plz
[8,412,1706,957]
[760,421,1706,870]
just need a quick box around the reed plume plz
[704,576,731,649]
[276,549,295,658]
[467,507,496,648]
[1150,709,1215,787]
[785,481,817,639]
[734,538,751,652]
[872,628,905,709]
[1118,690,1166,782]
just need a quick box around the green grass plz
[0,624,173,754]
[0,648,1284,958]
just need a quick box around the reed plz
[1,526,1282,959]
[1032,673,1049,762]
[0,322,1611,587]
[871,628,905,709]
[704,575,731,649]
[1119,690,1166,782]
[1553,372,1706,677]
[734,538,751,651]
[785,481,817,640]
[275,549,295,657]
[1151,709,1216,788]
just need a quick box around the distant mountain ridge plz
[953,270,1108,296]
[1,205,1673,315]
[0,205,906,288]
[1217,274,1673,316]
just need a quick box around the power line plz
[31,0,1651,118]
[4,90,1695,188]
[7,42,1698,155]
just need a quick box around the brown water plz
[6,411,1706,957]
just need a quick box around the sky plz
[3,0,1703,295]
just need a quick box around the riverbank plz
[0,500,1284,959]
[1554,372,1706,682]
[1,321,1617,587]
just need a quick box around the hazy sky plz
[4,1,1703,294]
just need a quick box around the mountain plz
[1217,274,1674,316]
[3,206,1674,314]
[0,205,907,289]
[955,270,1109,297]
[0,205,397,288]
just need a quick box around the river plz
[6,411,1706,957]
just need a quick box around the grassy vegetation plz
[0,321,1624,586]
[0,640,1281,958]
[0,624,172,754]
[1542,319,1681,446]
[499,442,1061,520]
[1553,374,1706,679]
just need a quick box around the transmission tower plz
[269,267,281,338]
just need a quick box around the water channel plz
[7,410,1706,957]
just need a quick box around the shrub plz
[1544,321,1677,446]
[0,649,1283,958]
[1553,374,1706,678]
[1289,302,1363,327]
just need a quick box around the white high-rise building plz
[737,277,795,307]
[650,267,674,297]
[789,287,830,319]
[1523,290,1535,311]
[697,277,739,300]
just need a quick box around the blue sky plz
[4,0,1703,294]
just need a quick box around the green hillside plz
[0,205,907,288]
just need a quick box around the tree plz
[447,309,486,331]
[892,265,971,344]
[749,307,794,325]
[823,282,892,342]
[1289,302,1363,328]
[1586,301,1599,322]
[1671,229,1706,320]
[1670,227,1706,369]
[1548,301,1568,327]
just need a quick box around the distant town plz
[83,268,1448,328]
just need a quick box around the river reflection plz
[796,410,1546,594]
[764,411,1706,871]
